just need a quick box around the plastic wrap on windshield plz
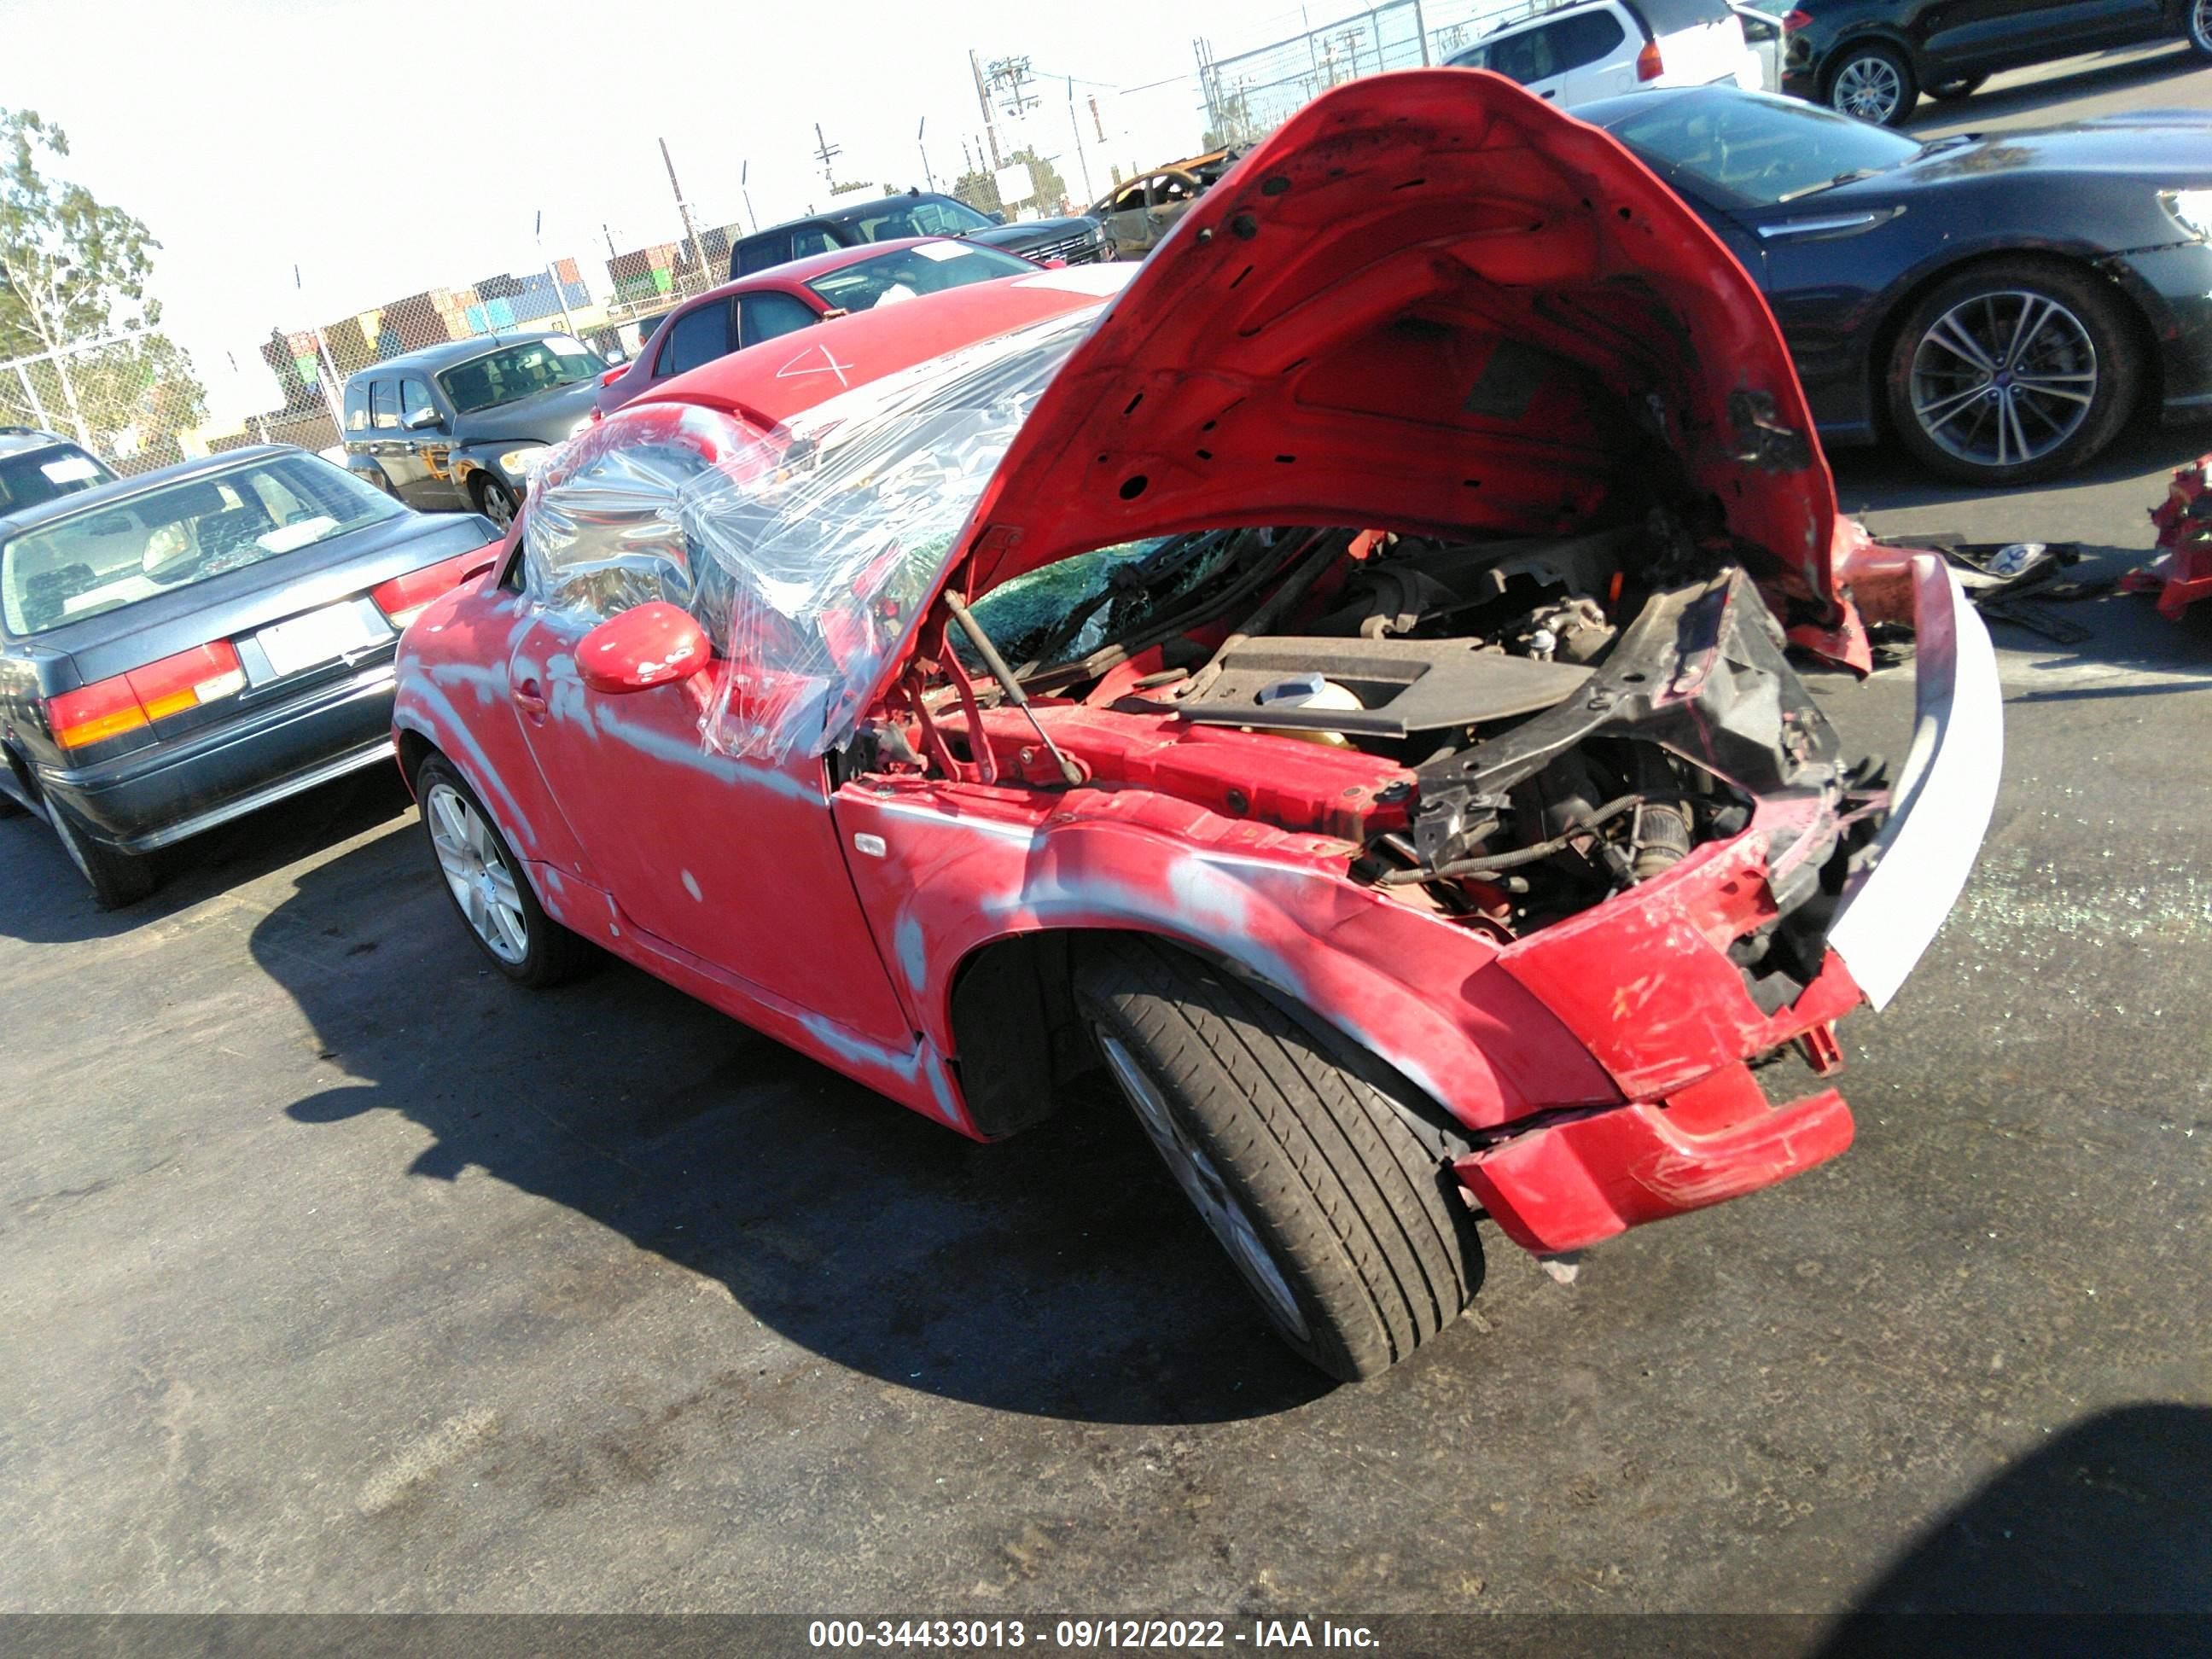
[524,304,1100,765]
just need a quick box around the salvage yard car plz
[341,333,611,530]
[0,446,498,905]
[594,239,1048,419]
[1585,85,2212,484]
[392,72,2000,1381]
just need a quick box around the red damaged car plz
[391,71,2001,1380]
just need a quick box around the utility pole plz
[534,210,580,340]
[658,137,712,294]
[917,117,936,194]
[1065,77,1091,204]
[740,161,758,234]
[1412,0,1432,63]
[969,50,1003,168]
[812,123,843,186]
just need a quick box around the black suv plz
[1781,0,2209,125]
[0,428,116,514]
[729,189,1105,278]
[340,332,609,528]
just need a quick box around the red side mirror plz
[577,601,711,694]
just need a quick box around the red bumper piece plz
[1454,1068,1855,1254]
[2122,453,2212,622]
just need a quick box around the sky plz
[0,0,1345,424]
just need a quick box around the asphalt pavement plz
[3,58,2209,1627]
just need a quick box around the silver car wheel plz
[1831,55,1903,121]
[2193,0,2212,49]
[424,781,531,964]
[1909,288,2098,471]
[475,478,515,530]
[1097,1029,1312,1342]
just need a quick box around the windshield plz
[0,445,111,515]
[843,198,997,242]
[436,336,607,414]
[806,242,1034,313]
[523,301,1105,763]
[2,452,404,636]
[1598,87,1919,207]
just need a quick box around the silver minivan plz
[1447,0,1764,108]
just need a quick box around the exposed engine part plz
[1510,596,1615,664]
[1376,794,1646,886]
[1630,800,1693,881]
[1172,637,1590,739]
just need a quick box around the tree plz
[0,107,207,468]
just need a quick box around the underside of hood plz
[957,69,1838,611]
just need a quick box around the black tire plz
[47,798,156,909]
[416,753,593,987]
[1074,934,1482,1381]
[1926,73,1988,100]
[471,474,518,532]
[1883,257,2139,486]
[1825,42,1918,125]
[2188,0,2212,61]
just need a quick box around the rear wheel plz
[416,754,592,987]
[1826,42,1918,125]
[47,799,156,910]
[1884,259,2138,484]
[2188,0,2212,61]
[1074,934,1481,1381]
[1926,73,1988,100]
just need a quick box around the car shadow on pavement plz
[1816,1402,2212,1646]
[1827,416,2211,521]
[1900,42,2200,131]
[0,767,416,947]
[258,823,1332,1426]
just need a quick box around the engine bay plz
[869,515,1883,963]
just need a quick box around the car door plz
[363,379,430,503]
[502,463,915,1046]
[1918,0,2058,71]
[653,298,736,387]
[1550,8,1639,102]
[394,375,465,509]
[737,291,820,345]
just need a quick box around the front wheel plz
[2187,0,2212,61]
[1926,73,1988,100]
[471,474,518,532]
[1074,935,1482,1381]
[1826,43,1918,125]
[1884,259,2139,484]
[416,754,593,987]
[48,798,156,910]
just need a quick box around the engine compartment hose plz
[1377,793,1650,886]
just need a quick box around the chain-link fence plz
[1197,0,1563,144]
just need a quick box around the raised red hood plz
[958,69,1839,612]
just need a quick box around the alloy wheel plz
[425,781,531,964]
[477,480,515,530]
[1831,55,1903,122]
[2194,0,2212,49]
[1097,1029,1311,1342]
[1907,289,2098,472]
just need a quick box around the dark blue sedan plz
[1583,85,2212,483]
[0,445,502,906]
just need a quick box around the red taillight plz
[600,366,625,387]
[1636,38,1665,79]
[46,641,247,751]
[1781,8,1811,29]
[371,546,498,629]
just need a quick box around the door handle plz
[512,678,549,722]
